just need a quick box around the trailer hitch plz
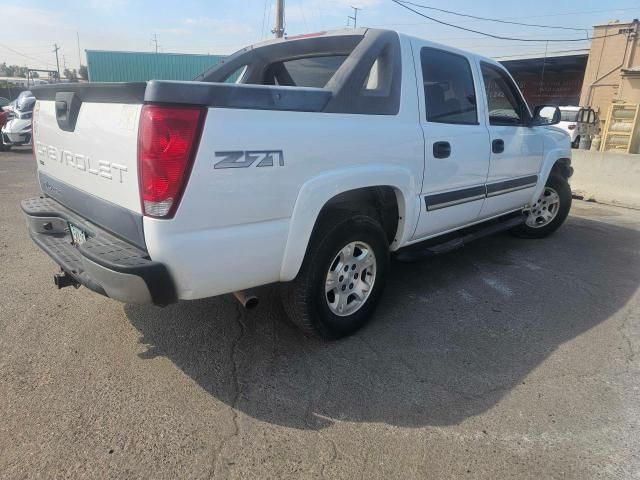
[53,271,80,290]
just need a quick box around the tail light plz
[138,105,206,218]
[568,124,576,130]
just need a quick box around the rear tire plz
[281,212,389,339]
[512,174,572,239]
[0,144,10,152]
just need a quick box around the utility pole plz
[53,43,61,81]
[152,34,159,53]
[348,6,361,28]
[77,32,82,67]
[273,0,285,38]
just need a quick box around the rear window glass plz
[560,110,579,122]
[265,55,347,88]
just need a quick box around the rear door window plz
[421,47,478,125]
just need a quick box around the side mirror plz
[578,107,597,125]
[532,105,561,126]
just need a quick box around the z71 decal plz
[214,150,284,169]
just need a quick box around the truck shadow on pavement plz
[125,214,640,430]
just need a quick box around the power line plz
[0,43,51,64]
[296,0,309,32]
[494,48,590,59]
[502,6,640,20]
[390,0,626,42]
[260,0,270,40]
[371,6,640,28]
[395,1,588,31]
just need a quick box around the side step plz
[394,214,525,262]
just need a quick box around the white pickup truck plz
[23,29,572,339]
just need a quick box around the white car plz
[1,91,35,150]
[23,29,572,339]
[557,106,581,148]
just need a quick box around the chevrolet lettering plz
[35,142,128,183]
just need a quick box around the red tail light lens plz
[138,105,206,218]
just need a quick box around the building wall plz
[502,55,588,107]
[619,73,640,104]
[580,20,640,123]
[86,51,225,82]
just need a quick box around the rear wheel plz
[281,212,389,339]
[512,174,572,239]
[0,144,10,152]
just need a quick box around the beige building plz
[580,19,640,124]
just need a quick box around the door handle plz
[433,141,451,159]
[492,139,505,154]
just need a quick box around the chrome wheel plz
[325,241,377,317]
[526,187,561,228]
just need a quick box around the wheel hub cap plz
[525,186,561,228]
[325,241,377,317]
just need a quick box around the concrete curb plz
[570,150,640,210]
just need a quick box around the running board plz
[394,215,525,262]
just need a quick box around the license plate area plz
[68,222,87,246]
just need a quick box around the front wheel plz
[281,213,389,339]
[512,174,572,239]
[572,136,580,149]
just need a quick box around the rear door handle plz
[492,139,505,154]
[433,141,451,159]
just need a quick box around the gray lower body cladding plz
[38,172,146,250]
[22,196,176,306]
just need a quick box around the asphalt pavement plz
[1,148,639,479]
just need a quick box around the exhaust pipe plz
[233,290,259,310]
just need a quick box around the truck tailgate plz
[33,84,144,215]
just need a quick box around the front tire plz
[572,136,580,149]
[281,212,389,339]
[512,174,572,239]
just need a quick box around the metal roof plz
[86,50,226,82]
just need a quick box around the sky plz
[1,0,639,72]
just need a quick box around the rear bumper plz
[21,196,177,306]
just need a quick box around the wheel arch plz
[279,166,418,281]
[531,147,572,204]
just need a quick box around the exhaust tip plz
[244,296,259,310]
[233,291,259,310]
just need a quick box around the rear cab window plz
[264,56,348,88]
